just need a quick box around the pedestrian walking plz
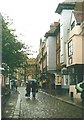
[15,80,18,91]
[11,80,14,90]
[13,80,18,91]
[31,81,38,98]
[25,81,31,97]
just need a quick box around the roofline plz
[44,32,55,38]
[44,23,60,38]
[55,3,75,14]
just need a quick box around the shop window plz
[70,79,75,85]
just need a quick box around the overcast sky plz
[0,0,65,57]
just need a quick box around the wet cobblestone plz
[2,87,83,119]
[19,87,82,119]
[2,90,19,118]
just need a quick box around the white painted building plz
[46,36,56,72]
[45,23,59,73]
[66,2,84,98]
[44,23,59,88]
[55,2,75,93]
[56,1,84,98]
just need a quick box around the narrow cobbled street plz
[10,87,83,119]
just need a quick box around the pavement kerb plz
[39,90,84,110]
[13,93,21,118]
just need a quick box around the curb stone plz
[13,94,21,118]
[40,90,84,110]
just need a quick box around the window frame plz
[68,40,73,57]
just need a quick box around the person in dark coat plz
[32,81,38,98]
[14,80,18,91]
[25,81,31,97]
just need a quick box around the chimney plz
[50,22,59,30]
[50,23,54,30]
[54,22,59,27]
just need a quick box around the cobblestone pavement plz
[19,87,82,119]
[41,89,82,108]
[2,87,83,119]
[2,90,19,118]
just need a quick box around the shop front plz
[68,64,84,98]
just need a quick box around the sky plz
[0,0,65,58]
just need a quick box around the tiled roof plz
[74,11,84,23]
[74,1,84,11]
[74,2,84,23]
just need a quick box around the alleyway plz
[2,87,83,119]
